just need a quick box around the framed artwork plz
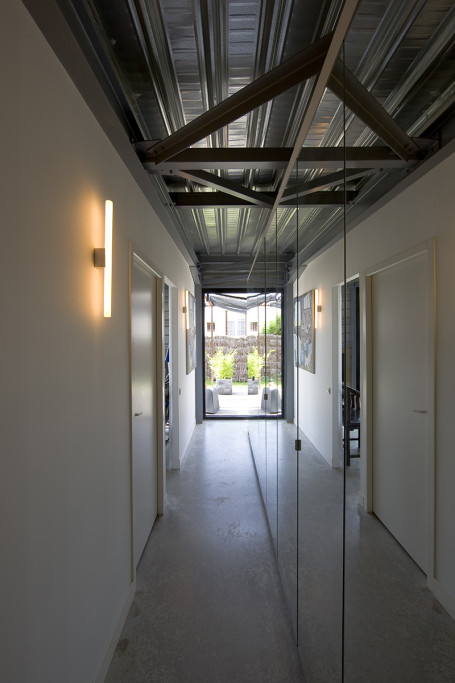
[293,296,300,367]
[186,290,197,374]
[296,289,315,373]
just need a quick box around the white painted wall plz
[294,249,343,463]
[0,2,195,681]
[295,141,455,620]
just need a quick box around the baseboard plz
[304,426,332,468]
[92,579,136,683]
[178,421,196,469]
[431,578,455,622]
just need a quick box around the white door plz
[131,255,158,567]
[371,252,429,572]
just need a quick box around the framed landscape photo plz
[186,290,197,374]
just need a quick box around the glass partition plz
[248,75,346,677]
[247,237,279,551]
[276,206,299,642]
[247,22,455,683]
[293,143,345,679]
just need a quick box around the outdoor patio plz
[205,383,282,417]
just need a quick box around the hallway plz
[105,420,303,682]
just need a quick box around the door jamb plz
[129,243,165,577]
[164,277,180,469]
[332,275,360,470]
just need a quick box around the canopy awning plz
[205,292,281,313]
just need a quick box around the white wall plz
[0,2,195,681]
[295,142,455,619]
[294,249,343,464]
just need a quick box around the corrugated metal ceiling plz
[57,0,455,286]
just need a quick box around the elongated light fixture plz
[94,200,113,317]
[185,290,190,329]
[315,288,322,329]
[104,200,113,317]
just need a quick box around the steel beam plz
[249,0,362,271]
[282,168,374,199]
[174,169,275,207]
[144,32,333,163]
[143,146,409,171]
[197,254,291,264]
[328,59,421,161]
[169,191,356,207]
[145,147,291,170]
[200,273,287,287]
[280,191,357,207]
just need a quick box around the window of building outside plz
[207,322,215,332]
[250,321,258,332]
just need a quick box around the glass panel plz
[265,228,278,552]
[248,17,455,680]
[341,24,455,681]
[247,274,266,496]
[292,138,345,677]
[277,202,299,642]
[248,69,349,677]
[247,223,282,554]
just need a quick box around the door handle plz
[412,410,427,414]
[134,411,143,417]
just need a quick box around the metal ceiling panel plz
[59,0,455,285]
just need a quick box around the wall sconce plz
[315,289,322,329]
[185,290,190,330]
[94,200,113,317]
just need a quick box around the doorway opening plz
[203,291,282,418]
[341,277,361,467]
[130,252,160,568]
[366,246,434,574]
[164,283,170,463]
[342,278,360,392]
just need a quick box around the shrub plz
[261,313,281,335]
[207,348,236,379]
[247,347,264,379]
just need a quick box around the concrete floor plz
[105,419,455,682]
[253,420,455,682]
[104,420,303,682]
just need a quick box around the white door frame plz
[129,244,165,576]
[331,274,360,470]
[363,239,436,583]
[164,277,180,469]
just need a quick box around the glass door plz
[204,290,281,418]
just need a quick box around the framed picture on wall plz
[186,290,197,374]
[293,296,300,367]
[298,289,315,373]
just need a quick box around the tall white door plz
[371,252,429,572]
[131,255,158,567]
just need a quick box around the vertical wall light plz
[185,289,190,329]
[94,199,113,317]
[104,200,113,317]
[315,288,322,329]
